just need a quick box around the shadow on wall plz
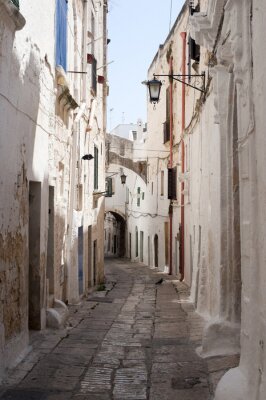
[0,22,42,376]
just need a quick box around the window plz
[163,87,171,143]
[142,192,145,200]
[56,0,68,71]
[126,187,129,204]
[105,178,112,197]
[161,171,164,196]
[168,167,177,200]
[132,131,137,141]
[137,187,141,206]
[11,0,19,8]
[92,56,97,95]
[94,146,99,190]
[120,143,125,156]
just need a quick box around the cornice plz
[189,0,226,50]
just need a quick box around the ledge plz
[56,66,79,110]
[0,0,25,30]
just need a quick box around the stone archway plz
[104,211,126,257]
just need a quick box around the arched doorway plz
[154,234,158,268]
[104,211,126,257]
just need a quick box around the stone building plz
[106,0,266,399]
[0,0,108,381]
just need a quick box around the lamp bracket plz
[154,72,205,93]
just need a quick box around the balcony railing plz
[11,0,20,8]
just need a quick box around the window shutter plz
[56,0,68,70]
[164,87,170,143]
[168,167,177,200]
[94,146,99,190]
[137,187,141,207]
[92,56,97,95]
[105,178,112,197]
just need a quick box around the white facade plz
[0,0,108,380]
[105,0,266,398]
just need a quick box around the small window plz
[126,187,129,204]
[142,192,145,200]
[132,131,137,141]
[161,171,164,196]
[137,187,141,206]
[92,56,97,95]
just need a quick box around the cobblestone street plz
[0,258,239,400]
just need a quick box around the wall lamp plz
[107,171,127,185]
[82,154,94,160]
[144,72,205,104]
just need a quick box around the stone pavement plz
[0,258,239,400]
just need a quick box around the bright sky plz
[107,0,185,131]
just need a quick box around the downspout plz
[180,32,186,281]
[169,56,173,275]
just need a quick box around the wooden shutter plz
[56,0,68,70]
[94,146,98,190]
[168,167,177,200]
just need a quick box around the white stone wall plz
[0,0,107,380]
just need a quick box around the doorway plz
[78,226,84,295]
[154,234,158,268]
[140,231,144,262]
[46,186,55,300]
[28,181,42,330]
[93,240,97,285]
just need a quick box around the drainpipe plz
[180,32,186,281]
[169,56,173,275]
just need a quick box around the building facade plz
[105,0,266,399]
[0,0,108,380]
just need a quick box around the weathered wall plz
[0,0,107,380]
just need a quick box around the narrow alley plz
[0,258,238,400]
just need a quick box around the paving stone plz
[79,367,113,393]
[0,258,233,400]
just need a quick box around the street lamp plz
[147,78,162,104]
[145,71,205,104]
[120,173,127,185]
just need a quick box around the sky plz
[107,0,184,131]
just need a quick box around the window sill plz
[0,0,25,30]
